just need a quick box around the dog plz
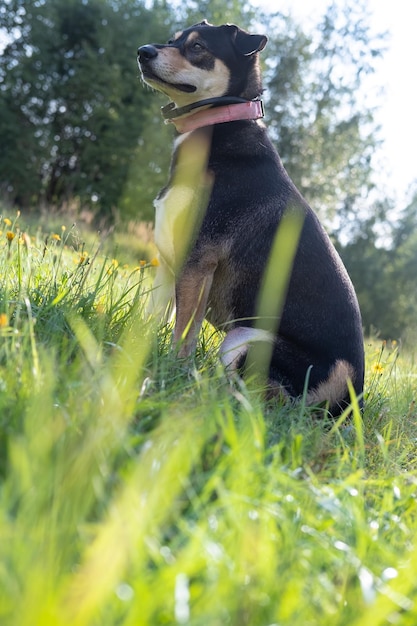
[137,20,365,416]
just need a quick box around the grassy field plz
[0,212,417,626]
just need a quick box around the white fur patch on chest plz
[153,183,196,269]
[153,129,212,272]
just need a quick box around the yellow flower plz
[0,313,8,328]
[52,233,61,241]
[3,218,12,226]
[107,258,119,275]
[150,257,159,267]
[139,259,147,267]
[371,363,384,374]
[6,231,15,242]
[77,252,88,265]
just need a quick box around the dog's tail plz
[305,359,356,411]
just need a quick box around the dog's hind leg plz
[220,327,291,400]
[219,327,274,371]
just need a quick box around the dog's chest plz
[153,130,212,270]
[153,183,196,269]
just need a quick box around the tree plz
[0,0,172,219]
[174,0,256,29]
[338,190,417,339]
[264,2,385,230]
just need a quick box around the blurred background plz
[0,0,416,342]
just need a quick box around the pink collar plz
[167,100,264,134]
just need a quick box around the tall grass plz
[0,213,417,625]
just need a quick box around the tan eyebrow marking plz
[185,31,200,43]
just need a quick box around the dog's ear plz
[193,19,212,27]
[229,25,268,56]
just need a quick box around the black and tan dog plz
[137,20,364,415]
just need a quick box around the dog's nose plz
[137,45,158,62]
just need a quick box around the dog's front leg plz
[145,257,175,321]
[173,258,217,358]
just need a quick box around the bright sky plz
[254,0,417,203]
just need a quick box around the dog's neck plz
[162,99,264,134]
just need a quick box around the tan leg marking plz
[174,251,218,358]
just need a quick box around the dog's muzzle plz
[137,44,197,94]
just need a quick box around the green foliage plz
[0,0,171,217]
[119,102,174,222]
[0,216,417,625]
[339,191,417,339]
[175,0,256,29]
[265,2,384,224]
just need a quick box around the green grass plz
[1,212,417,626]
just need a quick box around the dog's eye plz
[190,41,204,51]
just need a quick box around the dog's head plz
[137,20,267,107]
